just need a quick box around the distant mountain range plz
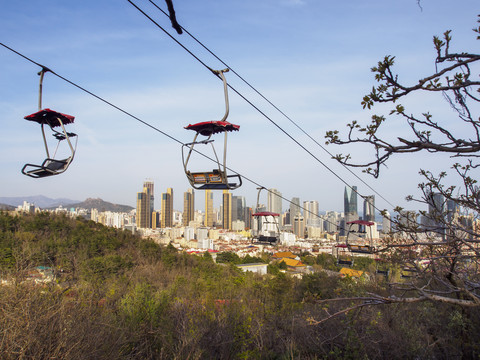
[0,195,79,209]
[0,196,133,213]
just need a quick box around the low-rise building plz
[237,263,268,275]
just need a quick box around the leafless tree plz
[324,15,480,308]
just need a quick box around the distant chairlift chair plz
[336,244,353,266]
[252,187,280,244]
[252,211,280,244]
[346,220,376,254]
[375,258,390,277]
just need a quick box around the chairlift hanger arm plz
[255,186,266,212]
[38,67,50,111]
[216,68,230,180]
[210,68,230,123]
[38,68,49,156]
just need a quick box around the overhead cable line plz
[0,42,181,147]
[0,41,346,232]
[127,0,393,218]
[146,0,395,209]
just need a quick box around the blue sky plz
[0,0,478,213]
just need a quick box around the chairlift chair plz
[252,211,280,243]
[252,187,280,244]
[182,68,242,190]
[335,244,353,266]
[374,258,390,276]
[21,68,78,178]
[401,265,418,279]
[346,220,376,254]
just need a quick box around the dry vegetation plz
[1,212,480,359]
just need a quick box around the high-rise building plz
[143,179,154,216]
[446,199,459,221]
[232,196,238,221]
[244,207,253,230]
[427,192,445,215]
[324,211,339,233]
[342,186,359,235]
[222,190,232,230]
[398,210,418,229]
[183,189,195,226]
[289,197,301,225]
[363,195,375,222]
[284,210,290,227]
[136,189,151,229]
[268,189,282,226]
[425,191,447,237]
[293,215,305,239]
[382,211,391,233]
[152,211,159,229]
[232,195,246,222]
[161,188,173,228]
[136,192,150,229]
[303,200,319,226]
[205,190,214,227]
[268,188,282,213]
[344,186,358,215]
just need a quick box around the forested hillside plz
[0,212,478,359]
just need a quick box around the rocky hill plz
[70,198,134,213]
[0,203,15,211]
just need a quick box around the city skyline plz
[1,1,477,214]
[0,181,407,221]
[15,185,467,238]
[136,181,382,227]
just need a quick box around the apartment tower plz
[204,190,214,227]
[303,200,319,226]
[268,188,282,226]
[363,195,375,222]
[144,179,154,216]
[136,180,154,229]
[232,195,246,223]
[289,197,301,225]
[222,190,232,230]
[161,187,173,228]
[136,189,151,229]
[293,215,305,239]
[183,188,195,226]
